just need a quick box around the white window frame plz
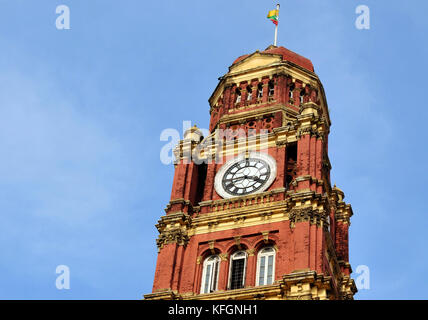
[255,247,276,286]
[228,251,247,290]
[200,255,220,294]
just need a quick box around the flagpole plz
[274,3,280,46]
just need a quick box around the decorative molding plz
[262,231,270,243]
[219,253,229,261]
[296,126,321,140]
[155,212,192,251]
[246,248,255,256]
[275,139,287,147]
[234,236,241,250]
[209,240,216,254]
[156,228,189,251]
[288,207,325,228]
[145,270,345,300]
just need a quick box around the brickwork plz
[145,46,356,300]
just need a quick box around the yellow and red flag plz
[267,9,279,26]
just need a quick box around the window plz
[288,84,295,99]
[268,80,274,97]
[257,83,263,99]
[300,90,305,104]
[256,247,275,286]
[235,88,241,103]
[229,251,247,290]
[200,255,220,294]
[246,86,252,101]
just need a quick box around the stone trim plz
[145,270,341,300]
[288,207,326,228]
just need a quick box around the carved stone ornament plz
[156,228,189,250]
[288,207,324,228]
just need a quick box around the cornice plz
[288,206,327,228]
[155,212,192,251]
[218,104,296,124]
[335,202,354,224]
[145,270,338,300]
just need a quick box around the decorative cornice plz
[282,270,332,300]
[156,228,189,251]
[296,125,322,140]
[156,212,192,231]
[144,289,180,300]
[340,275,358,300]
[299,101,320,115]
[156,212,192,251]
[288,207,326,228]
[335,202,353,224]
[165,198,195,214]
[144,270,352,300]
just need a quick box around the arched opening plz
[288,84,295,100]
[235,88,241,103]
[246,86,253,101]
[268,80,275,97]
[257,83,263,99]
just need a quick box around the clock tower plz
[144,45,357,300]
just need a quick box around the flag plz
[267,9,279,26]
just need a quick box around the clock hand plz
[232,175,260,182]
[245,175,262,181]
[224,176,245,183]
[231,176,246,182]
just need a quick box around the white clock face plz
[214,153,277,199]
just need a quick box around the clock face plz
[222,159,270,196]
[214,153,277,199]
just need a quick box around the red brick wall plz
[152,219,331,294]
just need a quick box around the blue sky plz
[0,0,427,299]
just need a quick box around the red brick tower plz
[144,46,357,300]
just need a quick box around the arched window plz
[300,89,305,104]
[256,247,276,286]
[268,80,275,97]
[200,255,220,294]
[235,88,241,103]
[257,83,263,99]
[229,251,247,290]
[246,86,252,101]
[288,84,295,99]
